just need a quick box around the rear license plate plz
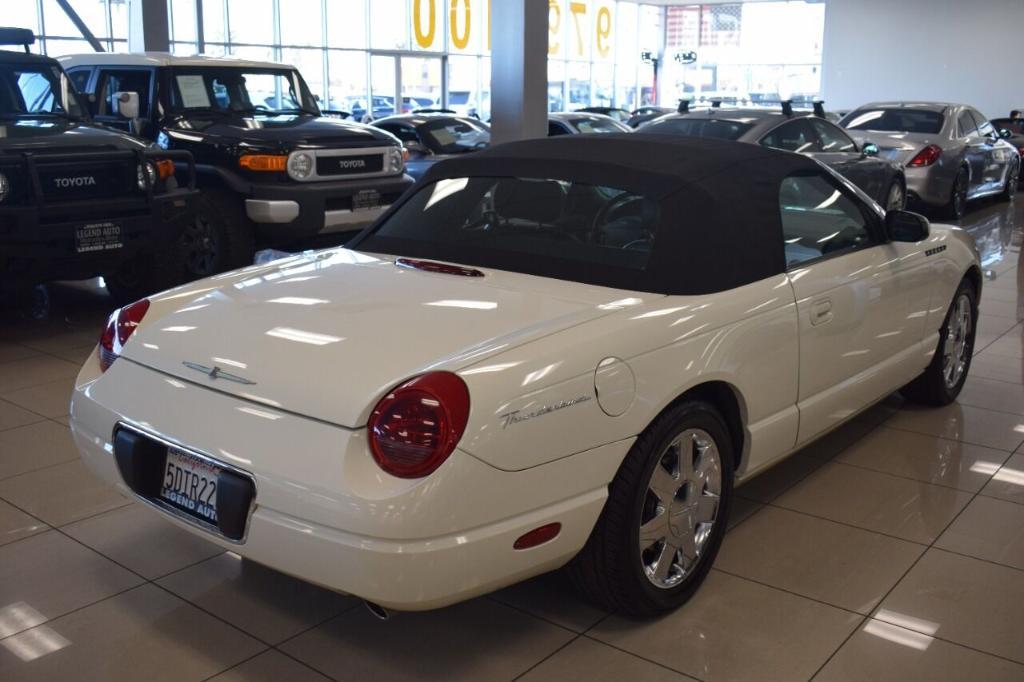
[75,222,123,253]
[159,448,219,525]
[353,189,381,212]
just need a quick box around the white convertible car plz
[70,136,981,617]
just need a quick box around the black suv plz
[0,28,197,304]
[61,53,414,278]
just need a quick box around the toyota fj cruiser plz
[0,28,197,304]
[60,52,414,278]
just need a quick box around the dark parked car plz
[372,114,490,180]
[548,112,633,136]
[645,106,908,211]
[0,28,197,304]
[626,106,674,128]
[576,107,631,123]
[840,102,1019,218]
[60,53,413,279]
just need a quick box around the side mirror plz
[114,91,139,119]
[999,128,1012,139]
[861,142,879,157]
[405,141,429,155]
[886,209,930,242]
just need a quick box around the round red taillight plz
[98,298,150,372]
[367,372,470,479]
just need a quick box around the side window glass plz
[957,111,978,138]
[810,119,857,152]
[548,122,569,136]
[760,120,822,153]
[779,174,875,266]
[971,110,995,137]
[98,70,151,117]
[68,68,91,94]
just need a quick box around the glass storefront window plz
[568,61,591,108]
[281,0,324,47]
[168,0,197,44]
[327,0,367,49]
[327,50,368,113]
[371,0,409,50]
[42,0,109,39]
[282,48,326,103]
[401,56,441,112]
[227,0,274,46]
[202,0,228,44]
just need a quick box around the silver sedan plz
[841,102,1020,219]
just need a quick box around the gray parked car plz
[643,107,908,211]
[548,112,633,136]
[372,113,490,180]
[840,102,1020,218]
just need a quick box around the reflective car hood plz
[166,113,396,148]
[124,250,637,428]
[0,119,148,154]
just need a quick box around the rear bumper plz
[69,355,627,610]
[0,188,197,286]
[247,174,413,243]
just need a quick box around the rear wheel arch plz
[651,381,747,475]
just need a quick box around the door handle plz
[810,299,833,326]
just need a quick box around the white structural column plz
[128,0,170,52]
[490,0,549,144]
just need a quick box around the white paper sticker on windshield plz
[175,75,210,108]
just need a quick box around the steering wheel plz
[590,194,645,244]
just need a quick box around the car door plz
[807,117,888,203]
[956,108,989,197]
[780,170,930,444]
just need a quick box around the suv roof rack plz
[0,27,35,53]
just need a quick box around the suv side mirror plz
[114,91,139,119]
[861,142,879,157]
[999,128,1012,139]
[405,141,429,155]
[886,209,929,242]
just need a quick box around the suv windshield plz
[0,63,85,120]
[841,108,944,134]
[167,67,318,116]
[356,176,660,285]
[420,118,490,154]
[644,117,753,140]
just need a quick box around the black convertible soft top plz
[356,135,835,295]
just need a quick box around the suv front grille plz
[315,153,384,177]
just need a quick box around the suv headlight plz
[388,147,405,174]
[0,173,8,202]
[288,151,314,180]
[136,162,157,190]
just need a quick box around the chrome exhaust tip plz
[364,600,390,621]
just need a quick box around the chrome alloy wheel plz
[942,293,972,389]
[886,182,905,211]
[181,215,220,277]
[639,429,722,589]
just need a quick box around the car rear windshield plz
[643,117,753,140]
[356,177,660,285]
[420,118,490,154]
[842,108,944,134]
[572,117,628,134]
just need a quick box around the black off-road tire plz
[901,278,978,405]
[104,251,178,307]
[566,400,734,617]
[179,189,255,279]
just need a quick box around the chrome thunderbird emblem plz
[182,361,256,385]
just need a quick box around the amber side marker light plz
[154,159,175,179]
[239,154,288,171]
[513,523,562,550]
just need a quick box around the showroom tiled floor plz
[0,200,1023,681]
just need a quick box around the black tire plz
[179,189,255,280]
[567,400,734,617]
[999,159,1019,202]
[941,167,969,220]
[104,251,178,307]
[883,177,906,212]
[901,278,977,405]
